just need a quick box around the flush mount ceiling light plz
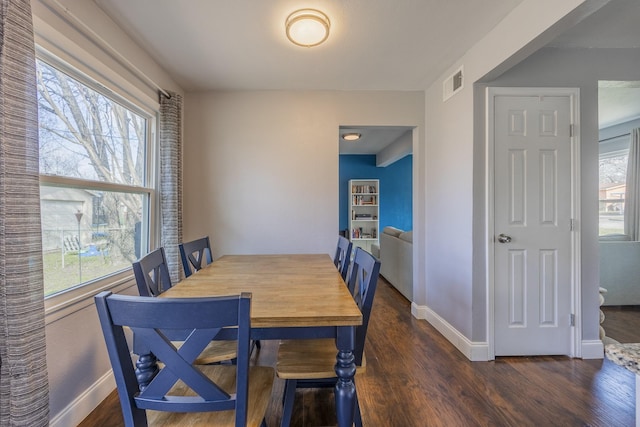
[341,133,362,141]
[285,9,330,47]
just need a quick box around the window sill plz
[45,269,135,325]
[599,234,632,242]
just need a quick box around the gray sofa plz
[377,226,413,301]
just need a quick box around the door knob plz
[497,234,512,243]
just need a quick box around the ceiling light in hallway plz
[342,133,362,141]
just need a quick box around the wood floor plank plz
[79,277,636,427]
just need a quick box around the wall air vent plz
[443,66,463,102]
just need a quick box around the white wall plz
[419,0,599,358]
[32,0,181,105]
[31,1,183,425]
[600,241,640,305]
[183,91,424,258]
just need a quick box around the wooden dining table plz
[151,253,363,427]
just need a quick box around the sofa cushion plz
[399,231,413,243]
[383,226,403,237]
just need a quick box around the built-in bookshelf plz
[349,179,379,253]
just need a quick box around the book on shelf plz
[351,184,378,194]
[351,227,377,239]
[352,195,377,206]
[355,214,372,219]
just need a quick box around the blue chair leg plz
[280,379,297,427]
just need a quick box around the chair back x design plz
[95,291,273,427]
[179,236,213,277]
[132,247,172,297]
[333,235,353,280]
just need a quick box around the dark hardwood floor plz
[79,278,636,427]
[602,305,640,343]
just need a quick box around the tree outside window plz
[37,59,153,296]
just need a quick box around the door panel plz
[494,94,572,356]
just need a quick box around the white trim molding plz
[412,302,490,361]
[49,370,115,427]
[581,340,605,359]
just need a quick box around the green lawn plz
[43,250,130,296]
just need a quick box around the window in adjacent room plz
[37,56,156,297]
[599,140,628,237]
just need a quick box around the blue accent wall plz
[339,154,412,233]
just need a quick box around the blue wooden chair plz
[132,247,237,364]
[276,247,381,427]
[95,291,274,427]
[333,235,353,280]
[179,236,213,278]
[179,236,262,353]
[132,247,173,297]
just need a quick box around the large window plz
[37,58,155,297]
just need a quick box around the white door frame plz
[486,87,581,360]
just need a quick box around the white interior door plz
[493,92,574,356]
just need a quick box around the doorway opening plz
[338,125,415,301]
[598,80,640,345]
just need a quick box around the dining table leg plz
[134,352,158,390]
[132,334,158,391]
[335,325,357,427]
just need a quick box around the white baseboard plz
[49,370,115,427]
[581,339,604,359]
[411,302,489,361]
[412,303,606,361]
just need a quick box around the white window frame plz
[37,50,159,323]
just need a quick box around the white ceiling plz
[95,0,640,152]
[547,0,640,130]
[95,0,525,92]
[598,82,640,129]
[546,0,640,50]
